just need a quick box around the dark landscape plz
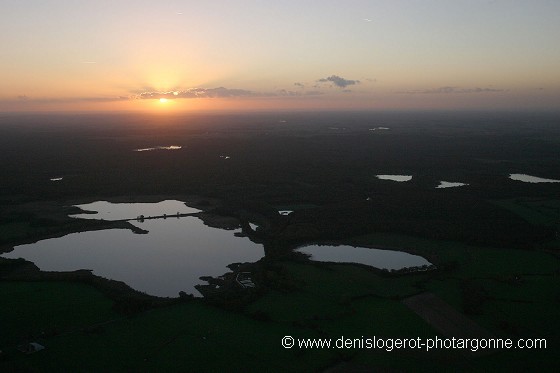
[1,110,559,371]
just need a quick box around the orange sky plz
[1,1,559,112]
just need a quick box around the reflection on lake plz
[376,175,412,182]
[509,174,560,183]
[70,200,200,221]
[4,202,262,297]
[296,245,430,270]
[436,181,468,189]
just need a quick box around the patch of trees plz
[265,191,554,249]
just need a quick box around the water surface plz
[70,200,199,220]
[436,181,468,189]
[4,201,261,297]
[134,145,182,152]
[376,175,412,182]
[509,174,560,183]
[296,244,430,270]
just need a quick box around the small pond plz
[509,174,560,183]
[278,210,293,216]
[296,244,431,270]
[436,181,468,189]
[134,145,182,152]
[376,175,412,182]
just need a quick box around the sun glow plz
[150,96,184,112]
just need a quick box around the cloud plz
[204,87,254,97]
[4,85,325,107]
[276,89,299,97]
[275,89,323,97]
[317,75,360,88]
[77,96,130,102]
[397,86,506,94]
[10,95,129,104]
[138,87,255,99]
[137,86,324,100]
[294,82,305,88]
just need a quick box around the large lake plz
[3,201,263,297]
[3,200,433,297]
[69,200,200,220]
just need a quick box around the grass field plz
[1,113,559,370]
[1,232,559,371]
[493,198,560,227]
[1,287,332,372]
[0,281,118,348]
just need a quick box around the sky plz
[1,0,559,112]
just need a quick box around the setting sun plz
[1,1,559,113]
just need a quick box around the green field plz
[2,232,558,371]
[1,113,560,371]
[493,198,560,227]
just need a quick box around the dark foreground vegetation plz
[0,111,559,371]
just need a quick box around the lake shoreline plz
[1,194,439,303]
